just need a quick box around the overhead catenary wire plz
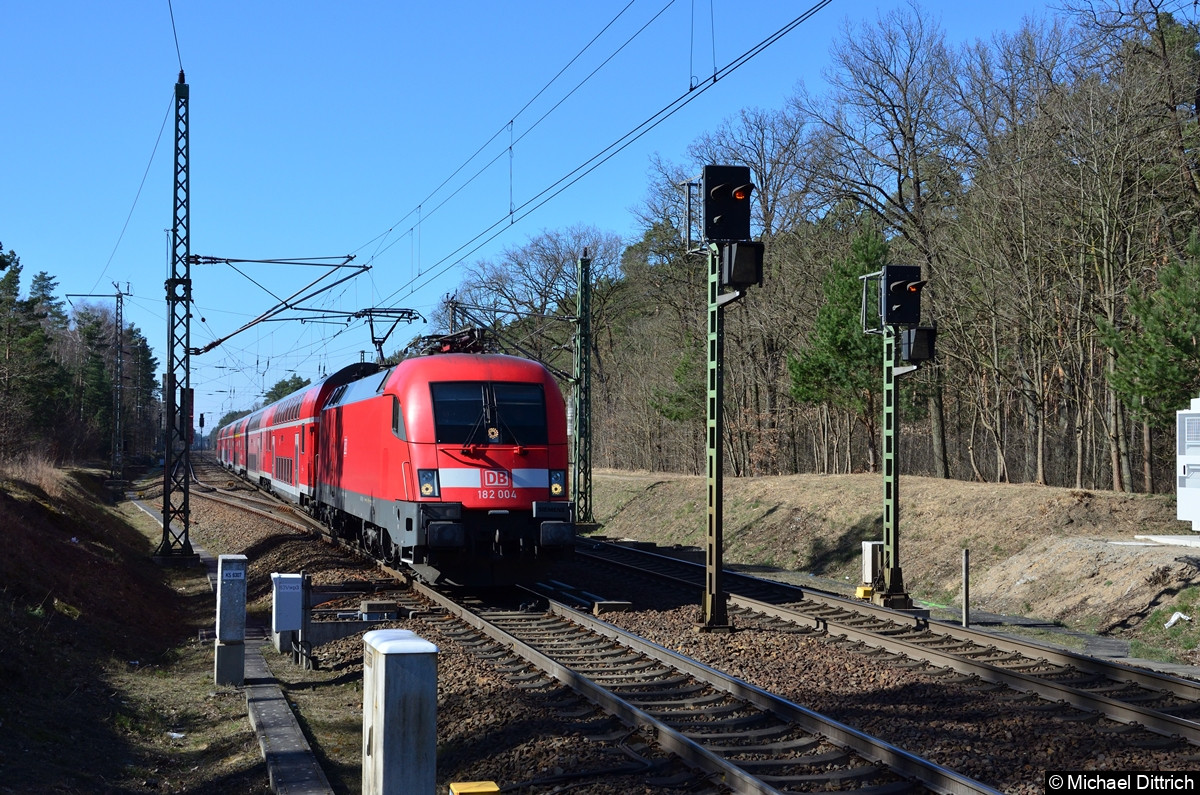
[209,1,834,412]
[209,1,674,404]
[690,0,718,89]
[167,0,184,73]
[358,0,646,265]
[82,1,1186,424]
[374,0,833,307]
[89,97,173,293]
[208,1,833,409]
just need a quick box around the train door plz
[294,432,299,486]
[307,425,317,493]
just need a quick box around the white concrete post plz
[214,554,247,685]
[362,629,438,795]
[962,548,970,628]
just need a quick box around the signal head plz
[880,264,925,326]
[702,165,755,242]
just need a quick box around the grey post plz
[214,554,248,685]
[298,570,313,669]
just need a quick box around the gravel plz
[551,559,1200,795]
[189,483,1200,795]
[189,488,712,794]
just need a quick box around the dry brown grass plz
[590,469,1200,659]
[0,452,64,501]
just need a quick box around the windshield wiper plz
[461,409,488,448]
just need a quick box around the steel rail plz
[188,487,317,534]
[579,542,1200,698]
[415,581,1002,795]
[579,541,1200,744]
[728,591,1200,745]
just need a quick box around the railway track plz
[577,539,1200,747]
[189,460,370,543]
[416,581,1001,795]
[189,464,1002,792]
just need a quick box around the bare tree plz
[947,19,1075,484]
[793,2,961,477]
[449,225,623,362]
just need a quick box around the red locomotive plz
[215,345,574,584]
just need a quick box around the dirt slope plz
[0,466,268,794]
[591,469,1200,640]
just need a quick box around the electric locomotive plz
[215,347,575,585]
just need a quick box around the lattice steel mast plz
[155,71,197,562]
[572,253,593,524]
[112,283,128,480]
[66,284,132,481]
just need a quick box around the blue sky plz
[3,0,1058,423]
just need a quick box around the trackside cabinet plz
[271,573,303,632]
[214,554,248,686]
[1178,397,1200,531]
[363,629,438,795]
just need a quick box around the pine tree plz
[0,262,71,460]
[1104,235,1200,428]
[787,229,886,471]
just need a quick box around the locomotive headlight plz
[549,470,566,497]
[418,469,440,497]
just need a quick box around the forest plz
[447,1,1200,493]
[3,2,1198,494]
[0,245,158,468]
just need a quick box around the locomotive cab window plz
[493,383,548,445]
[431,383,485,443]
[431,381,547,445]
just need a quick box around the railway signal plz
[855,264,938,612]
[881,264,926,326]
[698,163,765,632]
[702,165,754,243]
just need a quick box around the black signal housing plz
[702,165,754,242]
[881,264,926,326]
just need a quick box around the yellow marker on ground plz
[449,783,500,794]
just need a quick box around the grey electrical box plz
[1178,399,1200,531]
[216,555,248,642]
[271,573,304,633]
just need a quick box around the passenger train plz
[214,342,575,585]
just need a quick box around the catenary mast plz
[155,71,197,563]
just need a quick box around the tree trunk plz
[930,384,950,479]
[1142,412,1153,494]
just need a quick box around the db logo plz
[484,470,511,487]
